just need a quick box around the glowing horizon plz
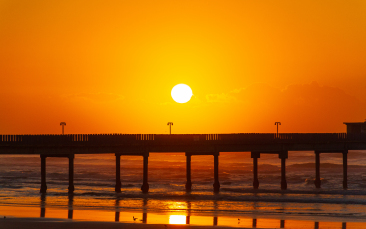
[0,1,365,135]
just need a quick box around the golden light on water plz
[169,215,186,224]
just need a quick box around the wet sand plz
[1,218,236,229]
[2,217,366,229]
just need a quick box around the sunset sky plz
[1,0,365,134]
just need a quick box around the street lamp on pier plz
[275,122,281,137]
[167,122,173,135]
[60,122,66,135]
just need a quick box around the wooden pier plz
[1,133,365,193]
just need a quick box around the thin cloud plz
[62,92,124,102]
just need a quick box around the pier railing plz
[0,133,365,145]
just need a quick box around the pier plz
[1,133,366,193]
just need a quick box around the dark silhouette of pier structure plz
[1,133,366,193]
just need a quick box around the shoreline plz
[1,204,366,228]
[2,216,366,229]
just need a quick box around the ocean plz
[1,151,366,228]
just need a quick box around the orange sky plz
[0,0,365,134]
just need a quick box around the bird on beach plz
[238,218,240,224]
[133,216,138,221]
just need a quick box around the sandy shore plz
[0,217,239,229]
[2,216,366,229]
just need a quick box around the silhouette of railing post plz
[314,151,321,188]
[115,153,121,193]
[68,154,74,194]
[185,153,192,191]
[141,152,149,193]
[343,150,348,189]
[213,152,220,193]
[280,151,288,190]
[40,155,47,193]
[251,152,260,189]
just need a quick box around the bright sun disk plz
[171,84,193,103]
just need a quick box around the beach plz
[2,213,366,229]
[1,152,366,228]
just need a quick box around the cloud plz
[206,92,238,103]
[204,81,366,131]
[62,92,124,102]
[205,83,282,104]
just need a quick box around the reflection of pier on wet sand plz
[0,133,365,193]
[35,195,355,228]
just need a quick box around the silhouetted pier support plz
[141,153,149,193]
[115,154,121,193]
[314,151,321,188]
[314,150,348,189]
[115,152,149,193]
[251,152,260,189]
[40,155,47,193]
[251,151,288,190]
[280,151,288,190]
[185,152,220,192]
[40,154,74,194]
[343,150,348,189]
[185,154,192,191]
[213,153,220,193]
[68,154,74,194]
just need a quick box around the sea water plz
[1,151,366,228]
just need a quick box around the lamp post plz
[274,122,281,137]
[60,122,66,135]
[167,122,173,135]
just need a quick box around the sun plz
[171,84,193,103]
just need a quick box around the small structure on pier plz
[344,121,366,134]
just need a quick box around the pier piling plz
[213,153,220,193]
[40,155,47,193]
[185,153,192,191]
[115,154,121,193]
[141,153,149,193]
[343,150,348,190]
[251,152,260,189]
[68,154,74,194]
[280,151,288,190]
[314,151,321,188]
